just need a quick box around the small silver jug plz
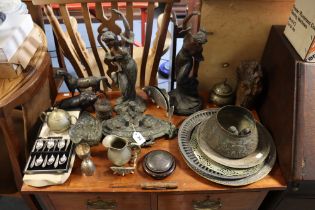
[102,135,140,166]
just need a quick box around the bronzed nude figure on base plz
[169,12,208,115]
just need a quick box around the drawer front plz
[48,193,151,210]
[158,191,267,210]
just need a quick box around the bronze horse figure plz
[56,70,111,95]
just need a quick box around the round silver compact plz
[143,150,176,179]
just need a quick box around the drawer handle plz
[192,197,222,210]
[86,197,117,210]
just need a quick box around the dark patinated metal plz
[69,111,102,146]
[178,109,276,186]
[94,94,112,121]
[209,79,235,107]
[143,150,176,179]
[56,69,111,95]
[143,86,169,112]
[169,12,208,115]
[58,90,98,109]
[235,60,263,108]
[102,100,177,145]
[198,105,259,159]
[98,9,146,111]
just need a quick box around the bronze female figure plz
[98,9,139,107]
[169,12,208,115]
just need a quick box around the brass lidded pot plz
[209,79,235,107]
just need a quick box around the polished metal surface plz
[81,158,96,176]
[178,109,276,186]
[102,135,133,167]
[143,150,176,179]
[198,105,259,159]
[40,108,76,133]
[190,127,263,179]
[24,138,74,174]
[209,79,235,107]
[145,150,174,173]
[75,143,91,160]
[197,120,270,169]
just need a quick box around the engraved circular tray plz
[178,109,277,186]
[190,127,263,179]
[197,119,271,169]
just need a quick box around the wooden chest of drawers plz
[42,191,268,210]
[258,26,315,210]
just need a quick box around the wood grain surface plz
[22,91,286,194]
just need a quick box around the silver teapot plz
[40,108,77,133]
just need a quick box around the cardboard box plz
[0,26,42,79]
[0,13,33,62]
[284,0,315,62]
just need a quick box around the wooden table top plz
[22,91,286,193]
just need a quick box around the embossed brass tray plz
[197,119,271,169]
[178,109,276,186]
[190,127,263,179]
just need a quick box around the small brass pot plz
[209,79,235,107]
[198,105,258,159]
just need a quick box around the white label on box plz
[284,0,315,62]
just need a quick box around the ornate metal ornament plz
[40,108,77,133]
[98,9,145,111]
[69,112,102,146]
[192,197,222,210]
[197,105,260,160]
[56,70,110,95]
[197,120,271,169]
[169,12,208,115]
[178,109,276,186]
[143,86,169,112]
[190,128,263,179]
[58,90,98,110]
[102,135,141,176]
[110,166,135,176]
[209,79,235,107]
[86,198,117,210]
[102,135,139,166]
[94,95,112,121]
[102,100,177,145]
